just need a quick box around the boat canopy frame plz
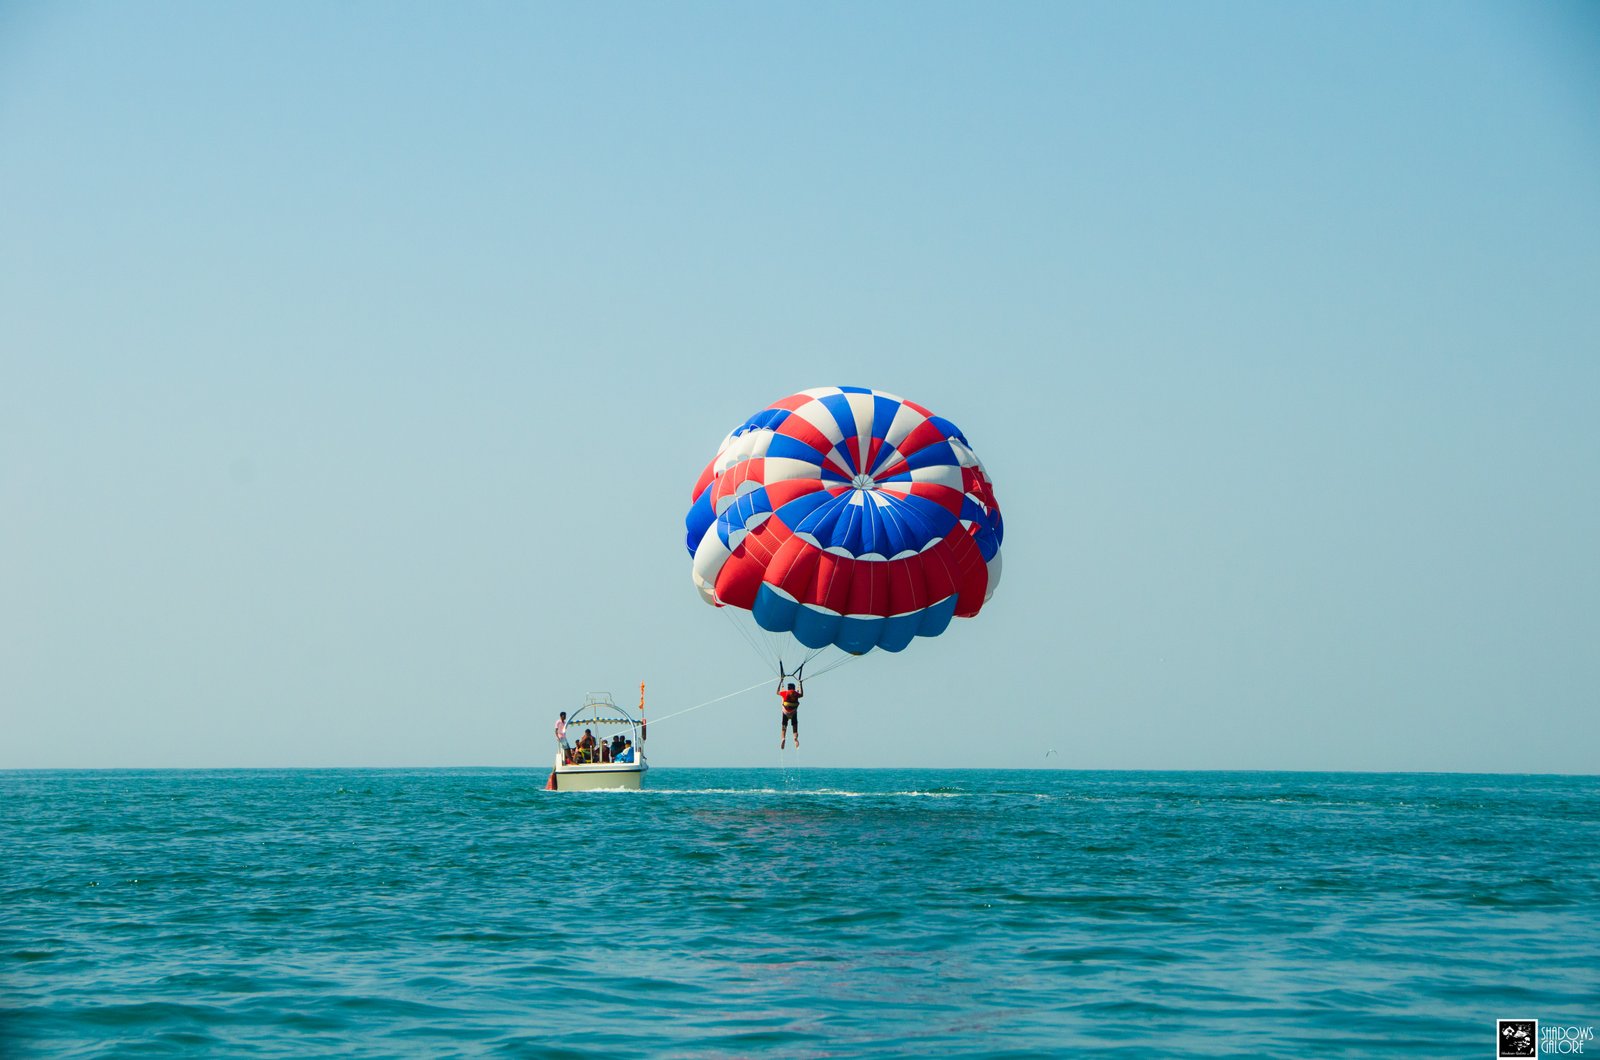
[563,692,645,748]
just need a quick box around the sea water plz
[4,768,1596,1057]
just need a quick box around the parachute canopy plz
[686,386,1003,657]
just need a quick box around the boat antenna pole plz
[639,681,647,742]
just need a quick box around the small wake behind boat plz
[547,688,648,791]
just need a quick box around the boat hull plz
[550,757,647,791]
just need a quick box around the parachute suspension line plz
[778,641,829,677]
[772,626,821,672]
[719,606,831,677]
[721,607,776,672]
[646,678,772,726]
[790,647,861,680]
[805,655,854,678]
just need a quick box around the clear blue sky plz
[3,1,1597,771]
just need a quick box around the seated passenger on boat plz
[562,727,639,766]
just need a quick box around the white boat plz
[546,689,649,791]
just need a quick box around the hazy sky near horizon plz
[3,2,1597,772]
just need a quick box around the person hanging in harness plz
[776,668,803,749]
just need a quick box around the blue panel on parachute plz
[735,408,790,435]
[752,584,798,635]
[685,486,715,554]
[766,432,827,462]
[884,493,957,544]
[829,500,867,555]
[961,497,1002,560]
[835,613,884,655]
[876,610,922,653]
[789,598,843,650]
[818,392,860,448]
[928,415,968,447]
[715,489,772,547]
[916,595,958,638]
[794,494,849,543]
[772,488,835,529]
[871,395,901,448]
[904,441,957,472]
[871,498,922,555]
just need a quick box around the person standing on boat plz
[555,711,570,756]
[777,676,802,749]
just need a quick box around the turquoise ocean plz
[4,768,1596,1057]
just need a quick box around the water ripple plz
[3,768,1597,1057]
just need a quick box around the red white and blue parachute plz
[686,387,1002,659]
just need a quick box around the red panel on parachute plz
[715,521,789,610]
[885,551,930,616]
[908,481,966,516]
[920,539,960,606]
[896,418,948,458]
[812,550,854,615]
[692,459,717,502]
[766,533,822,600]
[711,459,765,512]
[764,477,824,512]
[945,527,989,617]
[775,413,834,457]
[846,559,890,618]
